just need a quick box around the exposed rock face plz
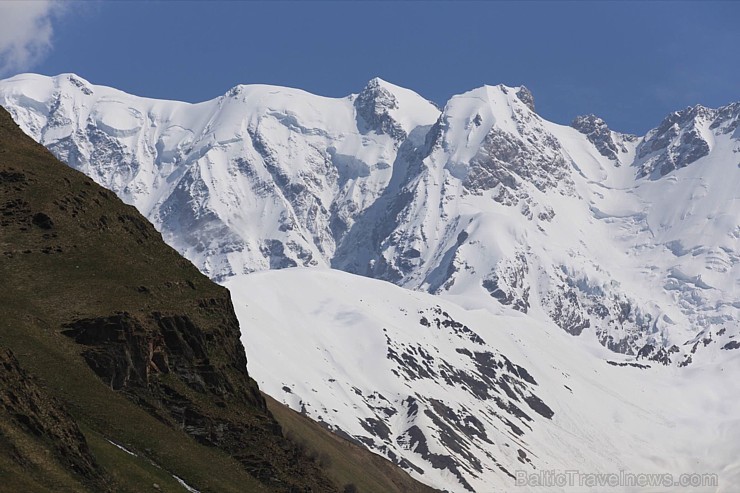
[710,101,740,134]
[456,87,572,196]
[354,78,407,141]
[515,86,535,112]
[467,126,572,194]
[57,302,341,489]
[636,105,714,177]
[572,114,624,161]
[482,252,530,313]
[60,304,257,403]
[360,304,554,492]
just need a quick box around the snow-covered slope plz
[227,268,739,492]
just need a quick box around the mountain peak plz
[360,76,416,96]
[354,78,404,139]
[354,77,439,139]
[636,104,719,177]
[358,77,420,106]
[572,113,607,129]
[456,83,536,114]
[363,76,391,90]
[61,73,95,96]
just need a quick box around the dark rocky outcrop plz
[56,304,313,486]
[636,343,680,365]
[354,78,407,141]
[572,114,621,161]
[515,86,535,113]
[636,105,713,177]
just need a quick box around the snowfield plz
[227,268,739,492]
[1,73,738,492]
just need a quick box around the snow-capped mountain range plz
[1,73,738,492]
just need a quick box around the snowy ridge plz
[0,73,440,280]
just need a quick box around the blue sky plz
[1,1,738,134]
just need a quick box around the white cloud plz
[0,1,65,76]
